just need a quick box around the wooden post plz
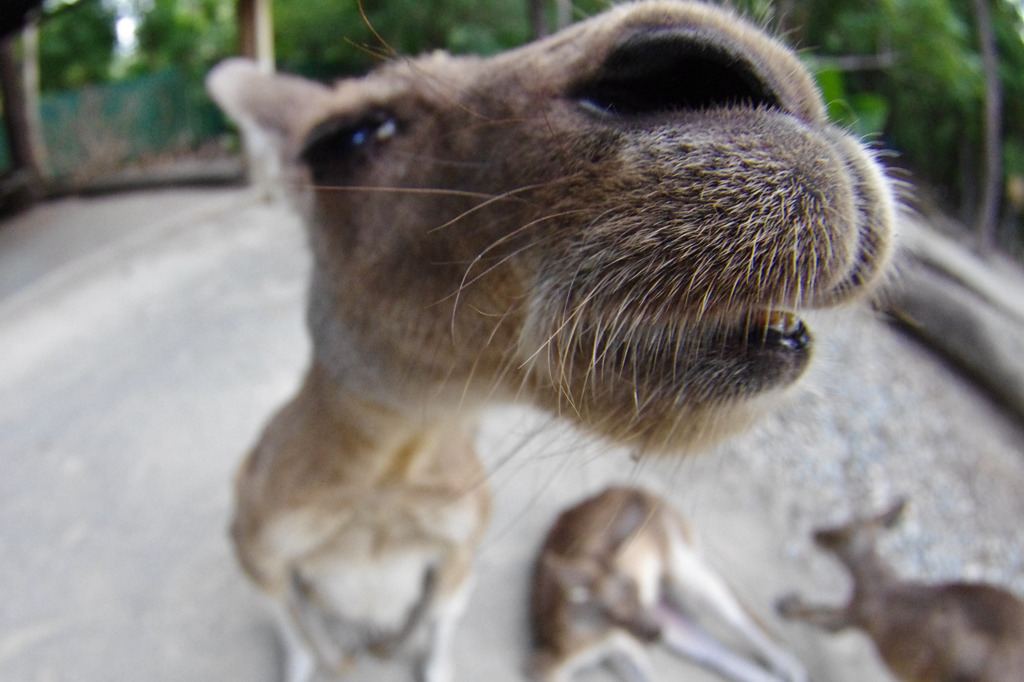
[235,0,278,198]
[21,21,46,176]
[528,0,548,39]
[238,0,274,73]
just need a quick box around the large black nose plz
[570,28,780,116]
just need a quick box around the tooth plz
[764,311,802,334]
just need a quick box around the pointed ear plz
[206,58,333,146]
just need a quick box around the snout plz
[516,3,895,451]
[558,19,893,316]
[587,107,864,318]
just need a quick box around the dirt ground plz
[1,188,1022,682]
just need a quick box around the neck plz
[841,547,896,594]
[300,363,484,487]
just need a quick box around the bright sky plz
[115,14,137,49]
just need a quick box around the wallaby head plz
[531,486,667,651]
[538,552,664,642]
[812,497,907,562]
[208,1,895,455]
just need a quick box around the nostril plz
[571,29,779,116]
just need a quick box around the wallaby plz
[531,486,807,682]
[206,1,896,680]
[777,498,1024,682]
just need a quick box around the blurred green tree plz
[735,0,1024,246]
[128,0,236,76]
[271,0,609,78]
[38,0,118,91]
[273,0,525,78]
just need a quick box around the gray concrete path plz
[2,189,1023,682]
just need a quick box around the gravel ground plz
[1,189,1022,682]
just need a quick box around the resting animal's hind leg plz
[656,604,785,682]
[665,540,807,682]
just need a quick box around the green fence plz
[1,68,227,183]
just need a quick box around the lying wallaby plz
[531,486,807,682]
[777,499,1024,681]
[207,1,896,680]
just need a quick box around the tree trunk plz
[971,0,1002,252]
[238,0,275,73]
[0,32,44,215]
[528,0,548,39]
[21,21,46,176]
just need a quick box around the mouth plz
[566,307,813,405]
[748,310,810,352]
[672,309,813,380]
[528,302,814,451]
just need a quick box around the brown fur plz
[206,2,896,680]
[777,499,1024,682]
[531,487,806,682]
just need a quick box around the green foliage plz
[273,0,611,78]
[273,0,530,78]
[789,0,1024,237]
[813,66,889,138]
[38,0,118,91]
[1006,137,1024,178]
[122,0,237,149]
[129,0,237,76]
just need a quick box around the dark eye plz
[299,112,397,185]
[571,29,778,116]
